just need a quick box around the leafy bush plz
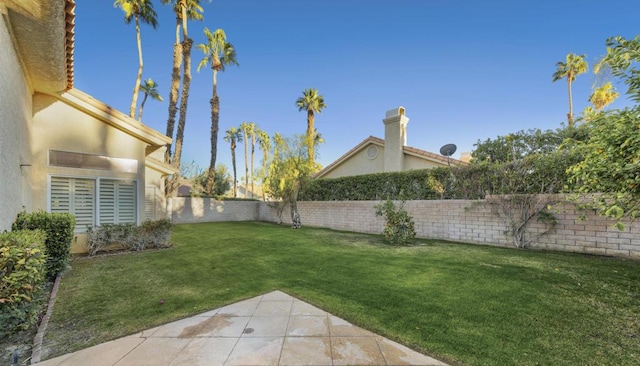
[86,219,172,256]
[0,230,47,336]
[12,211,75,280]
[374,199,416,245]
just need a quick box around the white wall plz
[0,11,33,230]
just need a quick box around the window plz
[50,176,137,232]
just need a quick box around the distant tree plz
[197,28,238,194]
[295,88,326,163]
[249,122,257,197]
[137,78,163,121]
[113,0,158,118]
[266,135,315,227]
[239,122,251,197]
[256,128,271,200]
[553,53,588,126]
[194,164,232,196]
[589,82,619,112]
[472,128,567,163]
[224,127,243,197]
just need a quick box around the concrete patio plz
[33,290,447,365]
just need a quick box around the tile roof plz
[64,0,75,90]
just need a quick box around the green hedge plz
[0,230,47,337]
[12,211,75,280]
[300,170,442,201]
[300,152,578,201]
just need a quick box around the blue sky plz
[73,0,640,172]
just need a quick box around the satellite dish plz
[439,143,457,157]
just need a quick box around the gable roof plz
[314,136,467,178]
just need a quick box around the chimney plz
[382,107,409,172]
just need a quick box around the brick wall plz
[170,197,640,258]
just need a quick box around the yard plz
[42,221,639,365]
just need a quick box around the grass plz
[43,222,640,365]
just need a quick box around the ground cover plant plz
[42,222,640,365]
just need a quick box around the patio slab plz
[33,290,447,365]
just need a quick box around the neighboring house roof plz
[314,136,467,178]
[3,0,76,92]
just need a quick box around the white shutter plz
[50,177,95,232]
[99,179,116,224]
[51,177,71,213]
[117,181,136,224]
[72,179,95,231]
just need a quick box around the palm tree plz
[197,28,238,194]
[240,122,251,197]
[589,82,619,112]
[249,122,257,198]
[295,88,326,162]
[224,127,242,197]
[256,129,271,200]
[552,53,588,126]
[161,0,203,165]
[138,78,163,121]
[114,0,158,118]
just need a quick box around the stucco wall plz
[170,198,260,224]
[404,155,445,170]
[0,12,33,231]
[321,144,385,178]
[31,93,147,221]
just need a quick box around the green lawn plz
[44,222,640,365]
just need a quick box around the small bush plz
[374,199,417,245]
[86,219,172,256]
[135,219,172,250]
[12,211,75,280]
[0,230,47,337]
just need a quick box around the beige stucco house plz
[315,107,467,179]
[1,0,177,251]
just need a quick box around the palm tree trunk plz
[138,93,149,121]
[243,129,249,198]
[307,110,315,162]
[567,79,574,127]
[130,15,144,118]
[251,132,255,198]
[170,38,193,196]
[206,92,220,194]
[231,141,237,197]
[165,40,182,164]
[262,150,268,201]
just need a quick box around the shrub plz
[135,219,172,250]
[12,211,75,280]
[0,230,47,337]
[86,219,172,256]
[374,199,416,245]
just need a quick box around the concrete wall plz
[170,198,261,224]
[0,11,33,231]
